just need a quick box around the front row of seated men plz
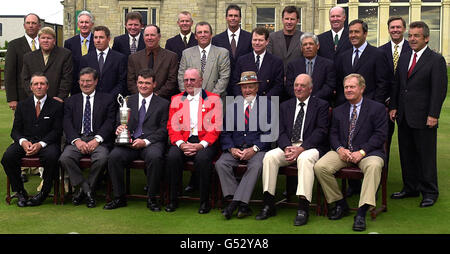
[1,67,387,232]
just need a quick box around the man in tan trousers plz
[314,73,388,231]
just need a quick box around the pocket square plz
[44,116,50,119]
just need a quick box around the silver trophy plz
[115,94,132,145]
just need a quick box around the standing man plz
[5,13,41,111]
[80,26,127,98]
[389,21,447,207]
[22,27,73,102]
[1,73,63,207]
[59,67,116,208]
[230,27,284,98]
[165,11,198,62]
[105,69,169,211]
[267,6,303,74]
[64,11,95,95]
[317,6,352,61]
[127,25,179,100]
[112,12,145,57]
[256,74,329,226]
[179,22,230,99]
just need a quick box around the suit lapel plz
[286,99,297,137]
[145,95,157,122]
[409,47,430,79]
[353,99,368,138]
[153,48,163,72]
[302,97,315,135]
[203,46,215,87]
[336,28,348,52]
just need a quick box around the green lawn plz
[0,72,449,234]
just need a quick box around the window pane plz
[359,0,378,2]
[296,7,302,31]
[337,0,348,3]
[358,6,378,45]
[422,0,441,2]
[151,8,156,25]
[390,0,409,2]
[256,8,275,32]
[389,6,409,23]
[421,6,441,51]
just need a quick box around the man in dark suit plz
[317,6,352,61]
[22,27,73,102]
[80,26,127,98]
[112,12,145,57]
[104,68,169,211]
[314,73,388,232]
[165,11,198,62]
[5,13,41,111]
[59,67,116,208]
[286,32,336,101]
[64,11,96,95]
[166,68,222,214]
[128,25,179,100]
[267,6,303,74]
[1,73,63,207]
[389,21,447,207]
[256,74,329,227]
[230,27,283,98]
[216,71,272,220]
[212,4,252,96]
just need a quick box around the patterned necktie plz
[255,55,260,73]
[131,37,137,54]
[348,104,358,151]
[148,51,154,69]
[307,61,313,76]
[334,34,339,51]
[36,100,41,118]
[98,51,104,73]
[291,102,305,143]
[82,38,88,56]
[408,53,417,78]
[231,33,237,58]
[183,35,188,48]
[83,95,92,135]
[393,44,399,74]
[201,49,207,74]
[133,99,147,139]
[353,49,359,69]
[43,53,49,66]
[245,102,251,130]
[31,39,36,51]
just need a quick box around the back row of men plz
[3,5,447,232]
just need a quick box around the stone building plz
[61,0,450,62]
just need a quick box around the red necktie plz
[408,53,417,78]
[36,100,41,118]
[245,103,251,130]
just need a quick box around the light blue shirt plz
[80,33,92,49]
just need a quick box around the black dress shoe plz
[391,190,420,199]
[222,205,236,220]
[328,204,350,220]
[198,202,211,214]
[420,198,436,208]
[103,198,127,210]
[26,191,48,206]
[147,198,161,212]
[165,201,178,212]
[352,215,366,231]
[293,210,309,226]
[237,205,252,219]
[16,190,29,207]
[85,192,96,208]
[72,189,86,206]
[255,205,276,220]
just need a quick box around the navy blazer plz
[317,27,352,61]
[330,98,387,160]
[63,92,117,147]
[285,56,336,101]
[379,40,411,76]
[80,49,127,97]
[230,52,284,97]
[165,33,198,62]
[220,96,272,152]
[278,96,329,157]
[335,43,390,106]
[112,33,146,56]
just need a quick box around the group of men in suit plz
[2,4,447,232]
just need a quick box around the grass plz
[0,68,450,234]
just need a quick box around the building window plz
[296,7,302,31]
[421,5,441,52]
[359,6,379,45]
[256,8,275,32]
[0,23,2,37]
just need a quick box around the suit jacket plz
[123,93,169,144]
[63,92,117,147]
[330,98,387,160]
[64,33,96,94]
[390,47,448,129]
[178,45,230,97]
[267,29,303,73]
[285,56,336,100]
[335,43,390,106]
[167,90,222,145]
[4,36,32,102]
[80,48,127,97]
[165,32,198,62]
[317,28,352,61]
[278,96,329,157]
[220,96,272,151]
[22,46,73,100]
[127,46,179,100]
[230,51,284,97]
[112,33,146,57]
[11,96,63,145]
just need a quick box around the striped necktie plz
[393,44,399,74]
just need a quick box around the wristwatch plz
[359,149,366,157]
[252,145,260,153]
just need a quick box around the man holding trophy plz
[104,68,170,211]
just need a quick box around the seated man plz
[1,73,63,207]
[216,71,272,220]
[104,68,169,211]
[59,67,116,208]
[257,74,329,226]
[166,68,222,214]
[314,73,387,232]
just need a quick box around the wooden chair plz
[5,156,59,205]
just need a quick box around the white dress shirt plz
[408,45,428,70]
[138,92,153,146]
[227,27,241,46]
[24,34,39,50]
[129,33,141,49]
[332,27,344,42]
[176,92,209,148]
[96,47,110,62]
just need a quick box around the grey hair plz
[77,11,94,23]
[300,32,319,45]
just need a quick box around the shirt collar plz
[180,32,192,41]
[297,96,310,107]
[412,45,428,59]
[198,43,212,53]
[332,27,344,40]
[351,97,363,108]
[139,92,154,105]
[305,55,317,64]
[129,33,141,41]
[25,34,39,48]
[96,47,109,56]
[187,91,200,101]
[253,50,266,59]
[353,41,368,53]
[227,27,241,37]
[34,94,47,105]
[80,33,91,42]
[82,90,96,98]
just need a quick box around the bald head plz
[293,74,313,101]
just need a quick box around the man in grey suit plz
[267,6,303,74]
[178,21,230,98]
